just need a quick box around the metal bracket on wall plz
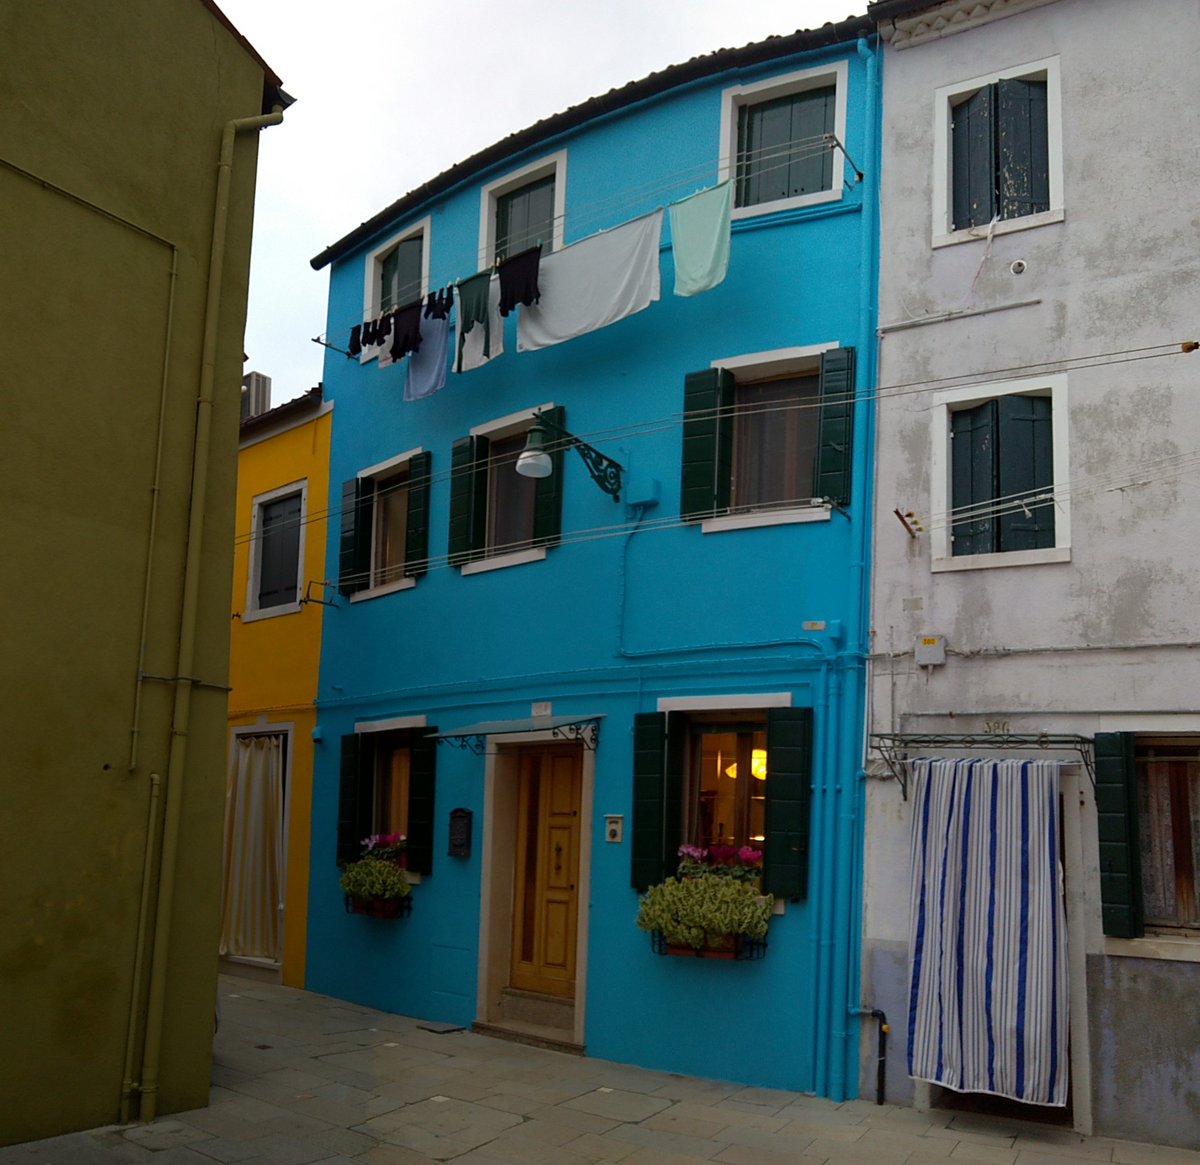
[432,714,604,756]
[869,733,1096,801]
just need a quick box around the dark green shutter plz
[404,451,432,577]
[950,401,997,557]
[680,368,734,519]
[630,712,684,891]
[951,86,995,231]
[337,733,375,865]
[258,492,301,607]
[533,406,565,547]
[1095,732,1144,938]
[448,435,488,566]
[997,78,1049,221]
[338,478,371,595]
[406,730,437,876]
[814,347,856,506]
[996,394,1054,551]
[762,708,814,900]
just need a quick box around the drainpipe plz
[137,104,283,1123]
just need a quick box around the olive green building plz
[0,1,286,1143]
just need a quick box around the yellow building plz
[0,0,286,1142]
[225,383,332,989]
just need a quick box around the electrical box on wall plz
[915,634,946,666]
[604,815,623,843]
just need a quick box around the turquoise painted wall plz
[308,35,880,1101]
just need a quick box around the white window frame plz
[461,402,555,575]
[244,480,307,622]
[360,217,432,362]
[478,151,567,268]
[719,60,849,221]
[930,373,1070,571]
[702,342,839,533]
[932,56,1064,248]
[351,447,424,601]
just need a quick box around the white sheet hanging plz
[517,209,663,351]
[907,757,1069,1106]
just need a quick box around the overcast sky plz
[217,1,864,402]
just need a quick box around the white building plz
[863,0,1200,1147]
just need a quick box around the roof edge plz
[310,14,873,271]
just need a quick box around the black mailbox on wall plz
[448,808,472,858]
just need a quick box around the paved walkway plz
[3,976,1198,1165]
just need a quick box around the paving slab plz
[7,975,1200,1165]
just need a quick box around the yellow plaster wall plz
[228,407,332,987]
[0,0,275,1143]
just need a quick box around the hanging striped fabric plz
[907,758,1068,1106]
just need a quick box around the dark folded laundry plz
[498,244,542,316]
[348,324,362,357]
[390,300,424,361]
[361,318,378,347]
[376,313,392,345]
[456,271,493,372]
[426,287,453,320]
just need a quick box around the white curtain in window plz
[907,758,1068,1106]
[220,734,283,961]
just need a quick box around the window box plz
[345,893,413,920]
[649,931,767,961]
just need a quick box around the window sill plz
[701,505,832,534]
[1104,935,1200,964]
[932,207,1064,249]
[931,545,1070,572]
[460,546,547,576]
[240,602,303,624]
[732,187,842,221]
[350,577,416,602]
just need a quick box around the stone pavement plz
[3,975,1198,1165]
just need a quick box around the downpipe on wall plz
[134,104,284,1124]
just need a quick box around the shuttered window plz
[496,175,556,263]
[680,347,855,520]
[256,491,302,610]
[630,707,813,900]
[951,78,1049,231]
[338,728,438,875]
[338,452,432,594]
[379,235,423,313]
[448,409,564,565]
[735,85,835,209]
[950,393,1054,557]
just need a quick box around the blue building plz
[308,15,880,1100]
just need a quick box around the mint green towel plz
[669,180,731,297]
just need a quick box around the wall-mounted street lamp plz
[515,411,623,502]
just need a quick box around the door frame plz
[477,730,594,1044]
[223,718,295,970]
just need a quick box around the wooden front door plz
[510,746,581,997]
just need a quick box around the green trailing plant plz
[339,855,411,901]
[636,872,773,949]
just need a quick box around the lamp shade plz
[515,422,553,479]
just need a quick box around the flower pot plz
[650,932,767,961]
[345,893,412,919]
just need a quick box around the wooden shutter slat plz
[338,478,370,595]
[951,86,995,230]
[448,435,487,566]
[337,734,374,865]
[404,451,432,577]
[997,78,1049,221]
[762,708,814,900]
[630,712,685,891]
[1095,732,1144,938]
[814,347,856,506]
[533,406,565,547]
[406,729,437,876]
[680,368,734,519]
[996,394,1054,551]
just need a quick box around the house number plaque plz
[448,808,472,858]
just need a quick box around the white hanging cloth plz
[517,209,663,351]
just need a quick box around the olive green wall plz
[0,1,272,1144]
